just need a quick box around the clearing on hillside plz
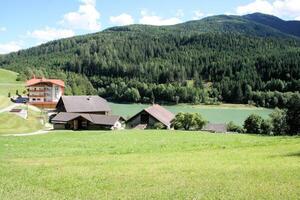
[0,68,25,96]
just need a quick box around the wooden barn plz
[126,104,175,129]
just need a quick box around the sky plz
[0,0,299,54]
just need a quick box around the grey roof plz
[52,112,123,126]
[203,123,227,133]
[60,96,111,113]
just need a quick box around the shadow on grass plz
[284,152,300,157]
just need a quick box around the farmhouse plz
[51,95,124,130]
[51,112,125,130]
[26,77,65,108]
[56,96,111,115]
[126,104,175,129]
[202,123,227,133]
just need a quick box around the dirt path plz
[0,103,18,114]
[1,129,52,137]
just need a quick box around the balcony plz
[29,89,46,92]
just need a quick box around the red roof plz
[26,78,65,87]
[127,104,175,127]
[144,104,175,126]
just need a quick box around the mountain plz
[243,13,300,38]
[106,14,295,38]
[0,13,300,108]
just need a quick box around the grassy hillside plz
[0,68,19,83]
[0,131,299,199]
[0,108,44,135]
[0,68,25,97]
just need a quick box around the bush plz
[260,119,273,135]
[286,94,300,135]
[244,114,263,134]
[227,121,244,133]
[269,108,288,135]
[172,112,207,131]
[152,122,165,130]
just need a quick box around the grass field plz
[110,103,273,125]
[0,130,299,199]
[0,109,44,135]
[0,69,19,83]
[0,96,11,109]
[0,69,25,96]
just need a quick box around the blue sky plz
[0,0,299,54]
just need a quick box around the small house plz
[202,123,227,133]
[126,104,175,129]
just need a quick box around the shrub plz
[244,114,263,134]
[153,122,165,130]
[260,119,273,135]
[227,121,244,133]
[172,112,207,131]
[269,108,288,135]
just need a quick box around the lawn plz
[0,69,25,96]
[0,96,11,109]
[0,109,44,135]
[0,69,19,83]
[109,103,273,125]
[0,131,299,199]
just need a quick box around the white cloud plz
[60,0,101,31]
[237,0,274,15]
[0,41,22,54]
[110,13,134,26]
[0,27,7,32]
[139,10,182,26]
[27,27,75,42]
[236,0,300,19]
[193,10,205,20]
[295,16,300,21]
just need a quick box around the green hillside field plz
[0,130,299,199]
[0,68,25,97]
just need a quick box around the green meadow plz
[0,69,25,96]
[0,109,44,135]
[110,103,273,125]
[0,130,299,199]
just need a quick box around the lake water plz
[109,103,273,126]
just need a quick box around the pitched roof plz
[51,112,123,126]
[145,105,175,126]
[203,123,227,133]
[26,78,65,87]
[127,104,175,127]
[59,96,111,113]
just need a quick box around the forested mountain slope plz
[0,13,300,108]
[243,13,300,38]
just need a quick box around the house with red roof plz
[26,77,65,108]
